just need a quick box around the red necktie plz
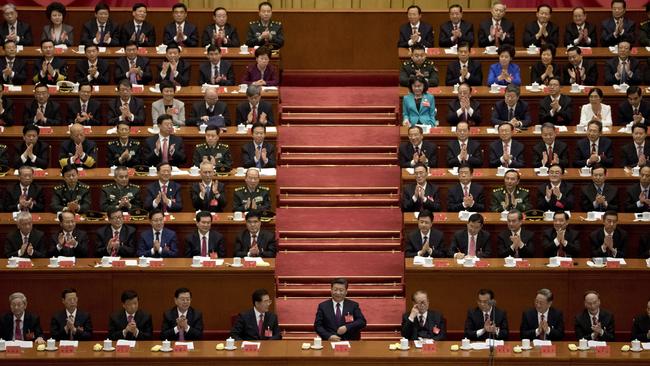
[557,241,566,257]
[258,314,264,337]
[252,107,257,123]
[111,230,119,256]
[14,318,22,340]
[178,318,185,341]
[161,184,168,212]
[162,138,169,164]
[201,236,207,257]
[495,22,501,46]
[463,185,469,197]
[575,67,582,84]
[69,315,75,340]
[540,314,546,340]
[468,235,476,256]
[251,234,258,255]
[547,146,553,163]
[22,187,28,197]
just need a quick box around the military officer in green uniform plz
[192,125,233,173]
[246,1,284,49]
[100,166,143,212]
[490,169,531,212]
[233,168,271,212]
[399,44,439,87]
[107,121,142,167]
[51,165,91,214]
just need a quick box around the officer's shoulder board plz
[79,182,90,189]
[235,186,246,191]
[259,186,270,191]
[492,187,504,193]
[218,143,229,148]
[197,143,207,148]
[54,184,65,191]
[102,183,113,188]
[129,183,140,189]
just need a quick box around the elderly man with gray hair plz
[4,212,46,258]
[0,4,33,46]
[490,84,531,128]
[235,84,274,125]
[520,288,565,341]
[1,292,44,344]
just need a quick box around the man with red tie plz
[233,211,277,258]
[32,39,66,84]
[49,288,93,341]
[95,207,137,258]
[574,290,615,341]
[542,211,581,258]
[520,288,565,341]
[1,292,44,344]
[160,288,203,341]
[464,288,509,340]
[184,211,226,258]
[401,290,446,340]
[397,5,433,48]
[108,290,153,340]
[589,211,628,258]
[144,115,186,167]
[478,1,514,47]
[314,278,367,341]
[231,288,281,340]
[162,3,198,47]
[450,213,491,258]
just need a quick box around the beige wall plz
[183,0,490,10]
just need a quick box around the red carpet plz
[277,166,400,188]
[280,87,399,106]
[276,207,402,233]
[281,70,398,87]
[278,126,399,147]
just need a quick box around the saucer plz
[310,345,324,350]
[6,265,18,268]
[421,263,434,268]
[577,346,590,351]
[225,346,237,350]
[238,52,249,55]
[460,345,472,350]
[160,347,172,353]
[630,347,643,352]
[47,264,60,268]
[586,261,606,268]
[137,264,149,268]
[103,347,115,352]
[520,346,533,350]
[45,346,58,351]
[190,264,203,268]
[546,263,560,268]
[234,173,245,177]
[230,263,243,268]
[397,346,410,350]
[503,263,516,268]
[188,173,200,177]
[569,89,582,94]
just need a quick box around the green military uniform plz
[107,139,142,168]
[233,185,271,212]
[100,182,143,212]
[640,20,650,47]
[51,182,91,213]
[192,142,233,173]
[246,20,284,49]
[399,59,439,87]
[490,186,531,212]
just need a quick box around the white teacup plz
[579,338,588,349]
[544,211,554,221]
[422,125,431,134]
[643,212,650,220]
[162,339,171,350]
[459,211,471,221]
[189,166,200,175]
[490,84,500,93]
[233,257,242,266]
[46,338,56,349]
[239,45,249,53]
[413,212,420,219]
[522,339,531,348]
[631,339,642,350]
[463,258,475,267]
[7,258,17,267]
[192,257,201,266]
[103,339,112,350]
[236,167,246,175]
[239,83,248,93]
[587,211,598,220]
[226,337,235,348]
[531,82,540,91]
[233,211,243,221]
[632,166,641,176]
[49,257,59,267]
[646,258,650,267]
[539,166,549,175]
[593,257,604,266]
[461,338,471,348]
[500,211,508,221]
[101,257,111,266]
[534,124,542,133]
[453,84,459,93]
[0,339,5,351]
[237,123,247,133]
[138,257,148,266]
[619,83,629,92]
[497,166,507,176]
[505,256,516,266]
[313,337,322,348]
[528,45,538,52]
[148,166,157,176]
[110,165,116,176]
[400,338,409,349]
[580,166,591,176]
[576,124,587,132]
[199,123,207,133]
[424,257,433,266]
[571,83,580,92]
[78,45,85,53]
[549,257,560,266]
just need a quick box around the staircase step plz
[280,153,397,165]
[279,187,398,194]
[280,145,396,154]
[278,125,399,147]
[277,166,400,190]
[281,105,397,114]
[278,194,399,207]
[278,239,402,251]
[277,283,404,297]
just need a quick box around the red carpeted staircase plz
[275,86,405,339]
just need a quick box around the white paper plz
[586,211,605,220]
[116,340,136,348]
[243,257,265,264]
[486,128,498,134]
[262,86,278,91]
[98,47,106,53]
[59,340,79,347]
[7,85,22,92]
[532,339,552,347]
[413,256,426,265]
[115,48,125,54]
[265,127,277,133]
[469,342,490,350]
[556,126,568,132]
[485,339,504,347]
[413,339,434,348]
[7,340,33,348]
[330,341,351,349]
[260,168,277,176]
[174,341,194,350]
[606,258,626,265]
[444,48,458,55]
[406,168,414,175]
[57,256,76,263]
[587,340,607,348]
[550,256,573,263]
[241,341,260,349]
[124,260,138,266]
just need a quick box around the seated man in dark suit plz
[67,82,102,125]
[522,4,559,47]
[231,288,282,340]
[446,121,483,168]
[622,124,649,168]
[163,3,198,47]
[398,44,438,88]
[449,213,491,258]
[538,164,574,211]
[32,39,67,84]
[234,211,277,258]
[58,123,97,169]
[447,84,482,126]
[108,290,153,340]
[4,212,46,258]
[600,0,635,47]
[144,163,182,212]
[520,288,564,341]
[242,123,276,168]
[488,122,525,168]
[185,211,226,258]
[50,288,93,341]
[233,169,271,212]
[114,41,153,85]
[143,115,186,167]
[445,42,483,87]
[397,5,433,48]
[478,2,514,47]
[74,44,109,85]
[464,288,508,340]
[590,211,628,258]
[137,209,178,258]
[118,3,156,47]
[404,210,445,258]
[315,278,367,341]
[563,46,597,85]
[399,125,437,168]
[12,124,49,170]
[581,165,619,212]
[619,87,650,127]
[402,163,441,212]
[191,162,226,213]
[79,3,120,47]
[156,43,190,87]
[575,290,615,341]
[236,85,274,125]
[632,298,650,341]
[439,4,474,47]
[48,211,89,258]
[96,208,137,258]
[575,121,614,168]
[107,122,142,167]
[1,292,44,344]
[497,209,535,258]
[401,290,446,340]
[0,40,27,85]
[539,78,573,126]
[625,165,650,212]
[2,166,44,212]
[202,7,240,47]
[564,7,597,48]
[533,122,570,169]
[199,45,235,86]
[108,79,146,126]
[24,83,62,126]
[605,41,641,86]
[0,85,13,126]
[542,211,580,258]
[188,87,231,127]
[160,288,203,340]
[0,4,33,46]
[448,164,485,212]
[490,85,531,129]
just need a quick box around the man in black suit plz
[539,78,573,126]
[563,46,598,85]
[523,5,559,47]
[199,45,235,86]
[464,289,509,341]
[108,79,146,126]
[234,211,277,258]
[401,290,446,340]
[402,163,441,212]
[490,85,532,128]
[489,122,525,168]
[95,208,137,258]
[202,7,240,47]
[622,123,650,168]
[74,45,110,85]
[188,87,231,126]
[2,166,44,212]
[619,87,650,127]
[79,3,120,47]
[0,4,33,46]
[439,4,474,47]
[538,164,574,211]
[67,82,102,125]
[497,209,535,258]
[605,41,642,85]
[4,212,46,258]
[0,85,14,126]
[581,165,619,212]
[447,121,483,168]
[236,85,274,125]
[632,299,650,341]
[564,7,598,47]
[32,39,67,84]
[48,211,89,258]
[108,290,153,340]
[397,5,433,48]
[448,164,485,212]
[449,213,491,258]
[50,288,93,341]
[404,210,445,258]
[445,42,483,86]
[0,40,27,85]
[242,123,276,168]
[520,289,564,341]
[162,3,199,47]
[575,121,614,168]
[143,115,186,167]
[533,123,569,169]
[24,83,62,126]
[600,0,635,47]
[231,288,281,340]
[575,290,615,341]
[160,288,203,341]
[12,124,49,170]
[143,164,183,212]
[625,165,650,212]
[542,211,581,258]
[119,3,156,47]
[1,292,44,344]
[58,123,97,169]
[478,2,514,47]
[447,84,482,126]
[191,163,226,213]
[156,43,190,87]
[590,211,628,258]
[114,41,152,85]
[185,211,226,258]
[399,125,437,168]
[314,278,367,341]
